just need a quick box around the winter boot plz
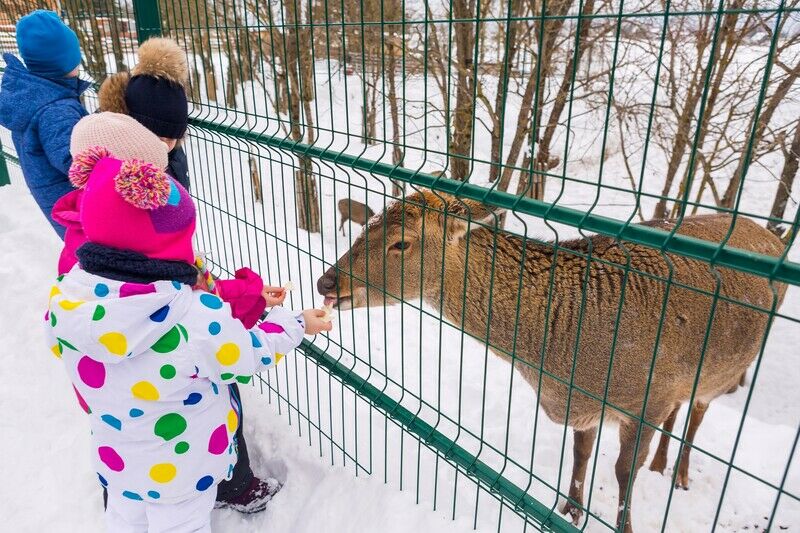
[214,476,282,514]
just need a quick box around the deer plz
[337,198,375,235]
[648,370,746,489]
[316,190,787,533]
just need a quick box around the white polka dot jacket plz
[45,267,306,504]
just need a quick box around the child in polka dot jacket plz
[45,112,332,532]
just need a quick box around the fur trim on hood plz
[97,37,188,114]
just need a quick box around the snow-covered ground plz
[0,177,481,533]
[2,28,799,532]
[2,151,797,531]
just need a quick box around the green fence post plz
[0,139,10,187]
[132,0,163,44]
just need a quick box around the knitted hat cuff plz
[129,112,188,140]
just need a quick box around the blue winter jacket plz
[0,54,90,239]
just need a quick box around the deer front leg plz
[649,404,679,474]
[616,416,658,533]
[675,401,708,490]
[560,427,597,526]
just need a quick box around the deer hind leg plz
[616,412,660,533]
[560,427,597,525]
[339,218,346,235]
[649,404,679,474]
[727,370,747,394]
[675,401,708,490]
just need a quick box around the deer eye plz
[390,241,411,251]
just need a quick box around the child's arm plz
[214,267,268,328]
[192,294,306,385]
[39,104,84,175]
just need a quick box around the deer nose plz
[317,269,337,295]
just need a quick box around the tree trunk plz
[63,1,109,83]
[201,45,217,102]
[225,61,239,108]
[387,38,404,196]
[285,0,320,233]
[190,52,202,101]
[652,58,708,219]
[449,0,477,180]
[487,0,523,183]
[667,5,749,219]
[767,120,800,237]
[249,156,263,203]
[109,5,127,73]
[534,0,597,185]
[495,0,572,195]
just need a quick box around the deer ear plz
[440,196,503,241]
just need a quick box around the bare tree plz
[282,0,321,232]
[720,57,800,208]
[387,32,405,196]
[767,119,800,237]
[160,0,219,102]
[410,0,477,181]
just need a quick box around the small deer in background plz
[337,198,375,235]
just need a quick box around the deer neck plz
[421,228,553,357]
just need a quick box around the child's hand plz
[262,286,286,307]
[303,309,333,335]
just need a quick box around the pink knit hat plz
[65,112,196,264]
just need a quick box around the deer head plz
[317,190,502,310]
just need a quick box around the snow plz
[1,26,799,532]
[0,178,478,533]
[4,145,796,532]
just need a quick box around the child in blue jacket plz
[0,10,89,239]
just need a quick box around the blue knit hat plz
[16,10,82,78]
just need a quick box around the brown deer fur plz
[317,190,786,532]
[337,198,375,235]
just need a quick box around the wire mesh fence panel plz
[1,0,799,531]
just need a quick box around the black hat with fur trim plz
[98,37,189,139]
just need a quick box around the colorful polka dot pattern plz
[175,441,190,454]
[196,475,214,491]
[94,283,109,297]
[183,393,202,406]
[73,385,90,414]
[208,425,228,455]
[199,293,223,309]
[226,410,238,433]
[149,463,176,483]
[119,282,156,298]
[154,413,187,441]
[149,305,170,323]
[215,343,240,366]
[77,356,105,388]
[101,414,122,430]
[99,332,127,356]
[131,381,159,401]
[98,446,124,472]
[46,274,306,502]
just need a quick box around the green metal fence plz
[1,0,799,531]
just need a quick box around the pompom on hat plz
[98,37,189,139]
[63,112,196,264]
